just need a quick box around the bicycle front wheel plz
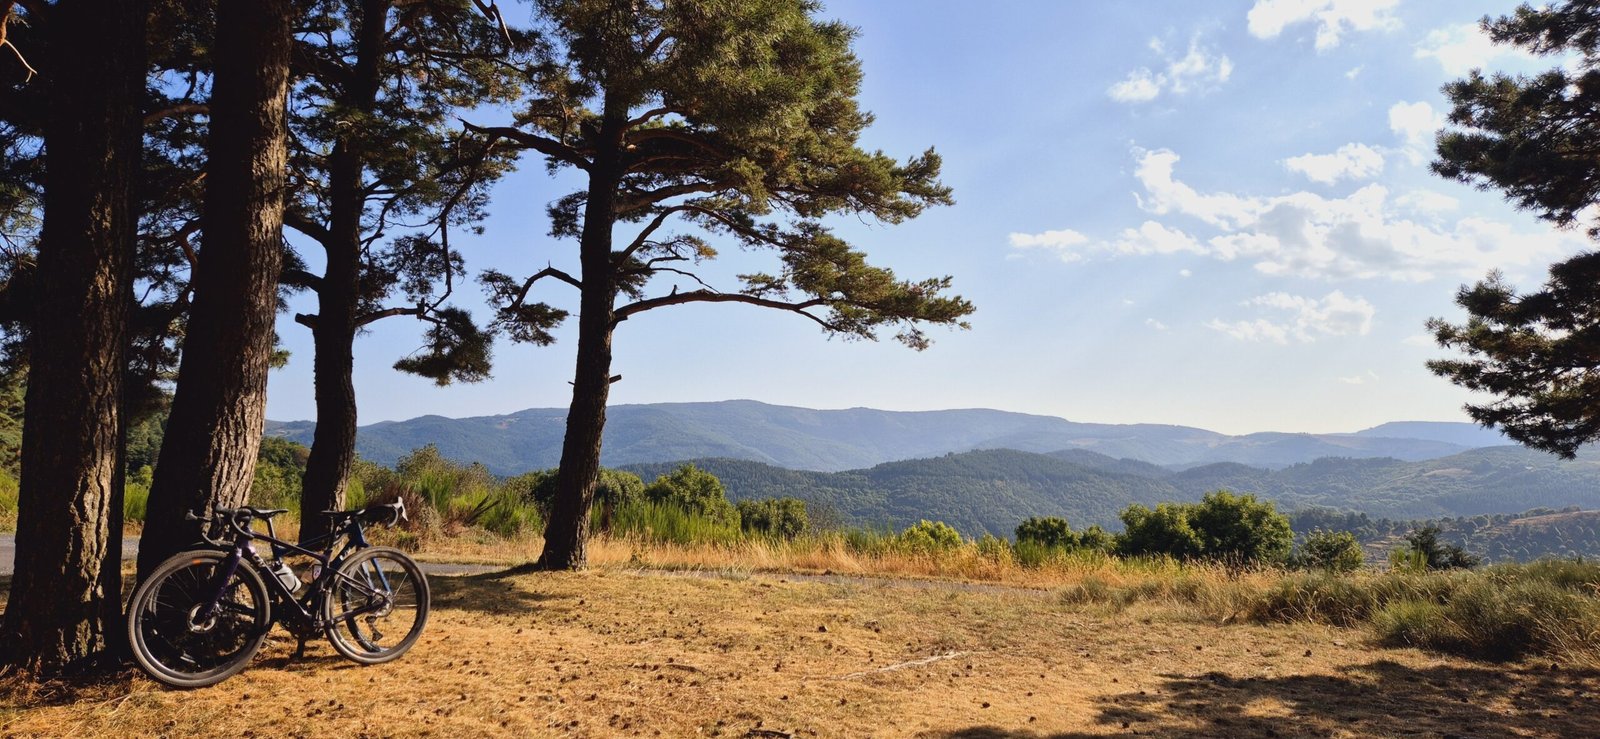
[321,546,429,664]
[127,549,272,688]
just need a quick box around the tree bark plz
[298,0,386,545]
[0,0,144,674]
[536,112,626,571]
[138,0,292,578]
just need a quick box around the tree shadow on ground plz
[429,571,553,616]
[923,658,1600,738]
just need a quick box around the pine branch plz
[460,120,591,170]
[614,289,833,330]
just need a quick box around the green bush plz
[976,534,1013,564]
[0,468,17,530]
[124,480,150,524]
[1076,525,1116,554]
[1397,525,1480,570]
[1015,516,1075,549]
[611,500,741,546]
[842,526,896,556]
[1116,492,1292,566]
[897,520,962,553]
[1117,502,1203,559]
[1296,530,1365,573]
[643,464,738,527]
[736,497,809,540]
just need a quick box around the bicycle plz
[126,500,430,688]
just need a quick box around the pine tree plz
[479,0,972,569]
[282,0,522,543]
[1429,1,1600,458]
[138,0,295,577]
[0,0,145,673]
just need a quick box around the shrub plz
[643,464,738,527]
[1117,502,1203,559]
[736,497,809,540]
[1015,516,1075,549]
[1296,530,1365,573]
[0,468,17,530]
[842,526,896,556]
[1013,538,1056,568]
[521,468,643,533]
[443,487,542,538]
[897,520,962,553]
[1116,492,1292,566]
[611,500,741,546]
[1076,525,1116,554]
[1399,525,1480,570]
[1188,491,1293,565]
[975,534,1013,565]
[124,479,150,524]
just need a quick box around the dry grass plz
[4,564,1600,738]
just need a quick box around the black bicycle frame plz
[196,514,393,630]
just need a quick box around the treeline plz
[1289,505,1600,563]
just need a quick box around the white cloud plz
[1338,371,1380,385]
[1146,318,1169,331]
[1284,143,1386,184]
[1179,268,1193,278]
[1415,23,1538,76]
[1119,147,1580,281]
[1345,65,1364,79]
[1009,220,1204,263]
[1394,189,1460,215]
[1008,229,1089,261]
[1206,318,1292,344]
[1109,37,1233,104]
[1209,290,1376,344]
[1108,70,1161,103]
[1247,0,1400,51]
[1389,100,1445,165]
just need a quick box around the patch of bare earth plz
[3,569,1597,738]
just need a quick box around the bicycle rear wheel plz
[127,550,271,688]
[321,546,429,664]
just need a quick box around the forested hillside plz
[626,445,1600,536]
[268,400,1492,474]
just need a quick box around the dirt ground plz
[3,567,1598,738]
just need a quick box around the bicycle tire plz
[321,546,429,665]
[127,549,272,688]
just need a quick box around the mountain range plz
[265,399,1507,475]
[623,445,1600,537]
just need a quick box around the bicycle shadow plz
[919,658,1600,738]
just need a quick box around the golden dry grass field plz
[3,557,1599,739]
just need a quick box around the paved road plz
[0,534,498,577]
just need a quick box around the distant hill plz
[623,446,1600,537]
[1351,421,1507,449]
[266,400,1492,474]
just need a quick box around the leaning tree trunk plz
[0,0,144,674]
[537,116,625,571]
[138,0,293,579]
[298,0,385,545]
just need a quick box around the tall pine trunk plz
[536,114,624,571]
[298,0,385,545]
[0,0,145,674]
[138,0,292,578]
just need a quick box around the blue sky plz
[266,0,1591,435]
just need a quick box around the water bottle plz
[270,560,301,593]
